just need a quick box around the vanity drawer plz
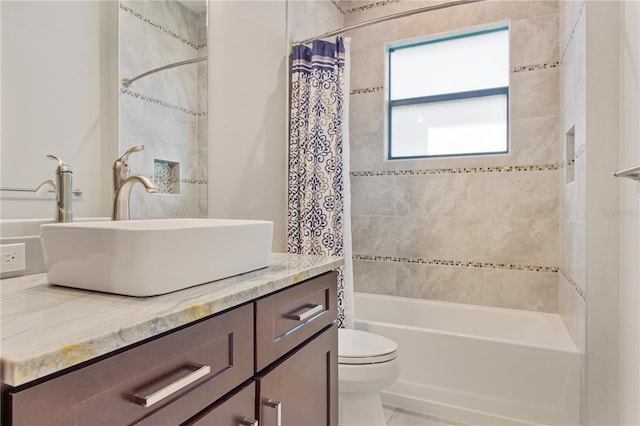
[255,271,337,371]
[8,303,253,426]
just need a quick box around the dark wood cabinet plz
[2,271,338,426]
[188,381,257,426]
[257,323,338,426]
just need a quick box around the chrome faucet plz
[36,155,73,223]
[112,145,158,220]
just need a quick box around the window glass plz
[388,26,509,159]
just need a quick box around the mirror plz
[0,0,207,221]
[119,0,208,219]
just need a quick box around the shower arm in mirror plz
[122,56,207,87]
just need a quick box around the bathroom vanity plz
[0,253,342,425]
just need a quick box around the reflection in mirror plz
[119,0,207,219]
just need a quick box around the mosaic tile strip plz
[512,61,560,73]
[560,269,586,301]
[121,88,206,117]
[344,0,400,14]
[144,175,208,186]
[350,86,384,95]
[561,0,585,63]
[575,144,586,159]
[353,254,559,273]
[181,178,208,185]
[351,164,560,177]
[120,3,207,50]
[331,0,345,14]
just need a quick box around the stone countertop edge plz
[0,253,344,388]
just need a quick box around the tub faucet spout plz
[112,175,158,221]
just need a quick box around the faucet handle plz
[46,154,72,173]
[116,145,144,163]
[35,179,56,196]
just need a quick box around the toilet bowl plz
[338,328,399,426]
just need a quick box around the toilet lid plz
[338,328,398,365]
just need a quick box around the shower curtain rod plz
[122,56,207,87]
[293,0,486,45]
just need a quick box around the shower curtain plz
[287,37,354,328]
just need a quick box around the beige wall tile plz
[484,217,559,266]
[349,91,384,139]
[561,219,586,292]
[353,258,396,295]
[396,216,485,261]
[351,175,396,216]
[350,131,391,172]
[395,173,484,218]
[394,1,487,41]
[484,269,558,312]
[352,215,396,256]
[289,0,343,42]
[558,273,586,352]
[485,170,559,219]
[345,19,398,51]
[350,45,386,89]
[510,116,560,165]
[486,0,558,22]
[511,68,560,120]
[510,14,560,67]
[396,263,485,305]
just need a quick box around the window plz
[387,26,509,159]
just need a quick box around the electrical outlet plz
[1,243,26,273]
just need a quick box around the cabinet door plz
[257,324,337,426]
[188,381,257,426]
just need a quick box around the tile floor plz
[384,406,470,426]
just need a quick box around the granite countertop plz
[0,253,343,387]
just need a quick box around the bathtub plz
[354,292,580,426]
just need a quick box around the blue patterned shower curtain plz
[287,38,354,328]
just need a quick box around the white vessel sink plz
[41,218,273,296]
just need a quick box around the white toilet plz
[338,328,400,426]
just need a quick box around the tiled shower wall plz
[119,0,207,218]
[559,1,587,421]
[346,0,561,312]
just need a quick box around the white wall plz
[0,1,118,220]
[618,1,640,424]
[585,2,620,424]
[207,0,288,251]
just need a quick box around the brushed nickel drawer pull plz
[133,364,210,408]
[266,399,282,426]
[239,417,259,426]
[287,304,324,321]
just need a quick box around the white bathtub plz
[354,292,580,426]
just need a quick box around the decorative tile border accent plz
[120,3,207,50]
[561,0,585,63]
[512,61,560,73]
[351,164,560,177]
[331,0,345,14]
[121,88,206,117]
[344,0,400,14]
[560,269,586,301]
[353,254,559,273]
[143,175,208,186]
[575,144,586,159]
[181,178,208,185]
[350,86,384,95]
